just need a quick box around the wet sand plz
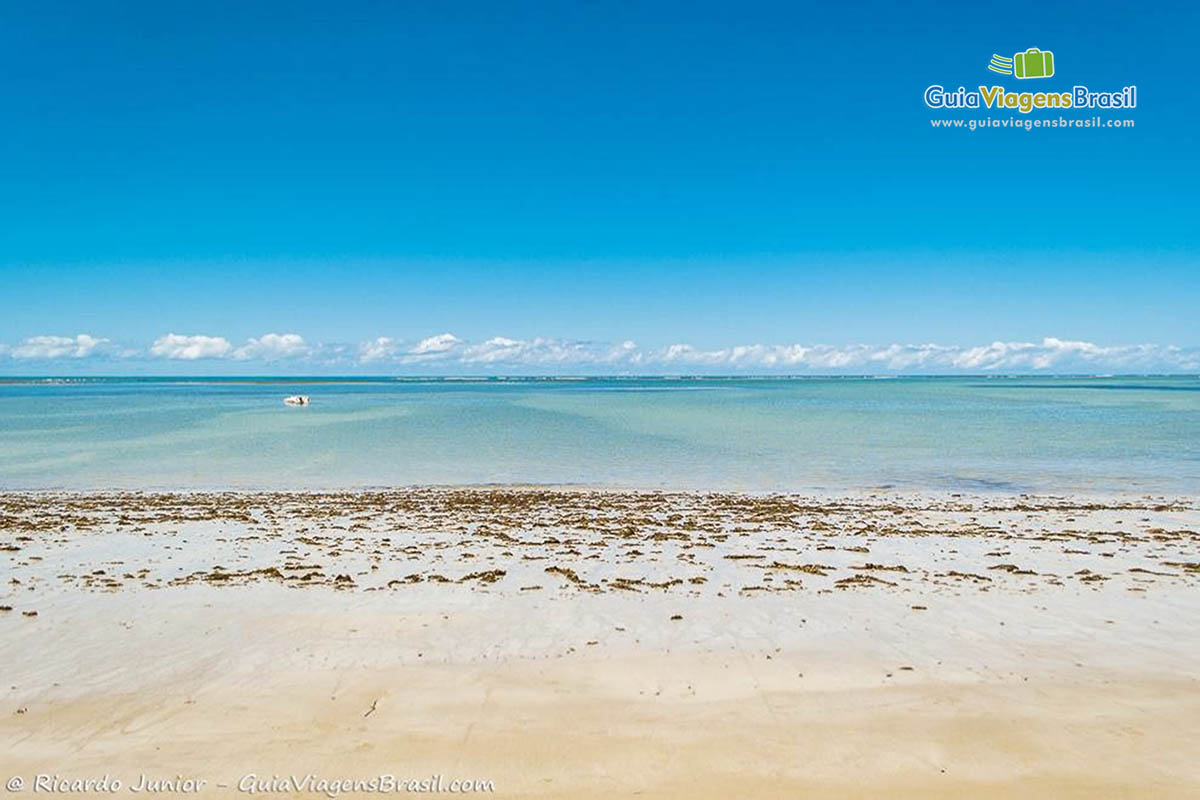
[2,488,1199,797]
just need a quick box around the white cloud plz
[338,334,1197,372]
[150,333,232,360]
[406,333,462,360]
[359,334,465,364]
[460,336,597,365]
[411,333,461,354]
[4,331,1196,373]
[232,333,309,361]
[358,336,400,363]
[10,334,108,359]
[656,337,1199,373]
[942,337,1169,371]
[603,340,641,364]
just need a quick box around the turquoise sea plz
[0,376,1196,494]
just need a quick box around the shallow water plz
[0,376,1196,493]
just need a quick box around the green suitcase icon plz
[1014,47,1054,79]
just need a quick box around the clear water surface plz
[0,376,1196,494]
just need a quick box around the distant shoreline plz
[1,486,1194,503]
[2,373,1198,383]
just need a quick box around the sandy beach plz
[2,488,1199,797]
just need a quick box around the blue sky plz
[1,0,1197,373]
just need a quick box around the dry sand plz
[2,488,1198,797]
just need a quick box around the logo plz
[988,54,1013,75]
[924,48,1136,115]
[989,48,1055,79]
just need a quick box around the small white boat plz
[283,395,310,406]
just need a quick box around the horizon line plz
[2,373,1196,382]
